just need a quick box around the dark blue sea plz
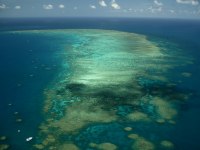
[0,18,200,150]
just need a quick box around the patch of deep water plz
[0,30,74,149]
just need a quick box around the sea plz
[0,18,200,150]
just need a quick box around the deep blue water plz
[0,32,65,149]
[0,18,200,150]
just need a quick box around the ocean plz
[0,18,200,150]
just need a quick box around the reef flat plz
[11,29,193,150]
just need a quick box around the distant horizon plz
[0,16,200,20]
[1,0,200,19]
[1,16,200,33]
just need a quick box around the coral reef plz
[160,140,174,149]
[59,143,79,150]
[124,127,133,131]
[150,97,177,122]
[132,137,155,150]
[128,134,139,140]
[181,72,192,77]
[51,99,117,133]
[127,111,151,122]
[42,135,56,146]
[128,134,155,150]
[0,144,9,150]
[89,142,117,150]
[23,29,193,149]
[33,144,44,150]
[0,136,6,141]
[16,118,23,122]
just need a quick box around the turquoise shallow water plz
[0,18,200,150]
